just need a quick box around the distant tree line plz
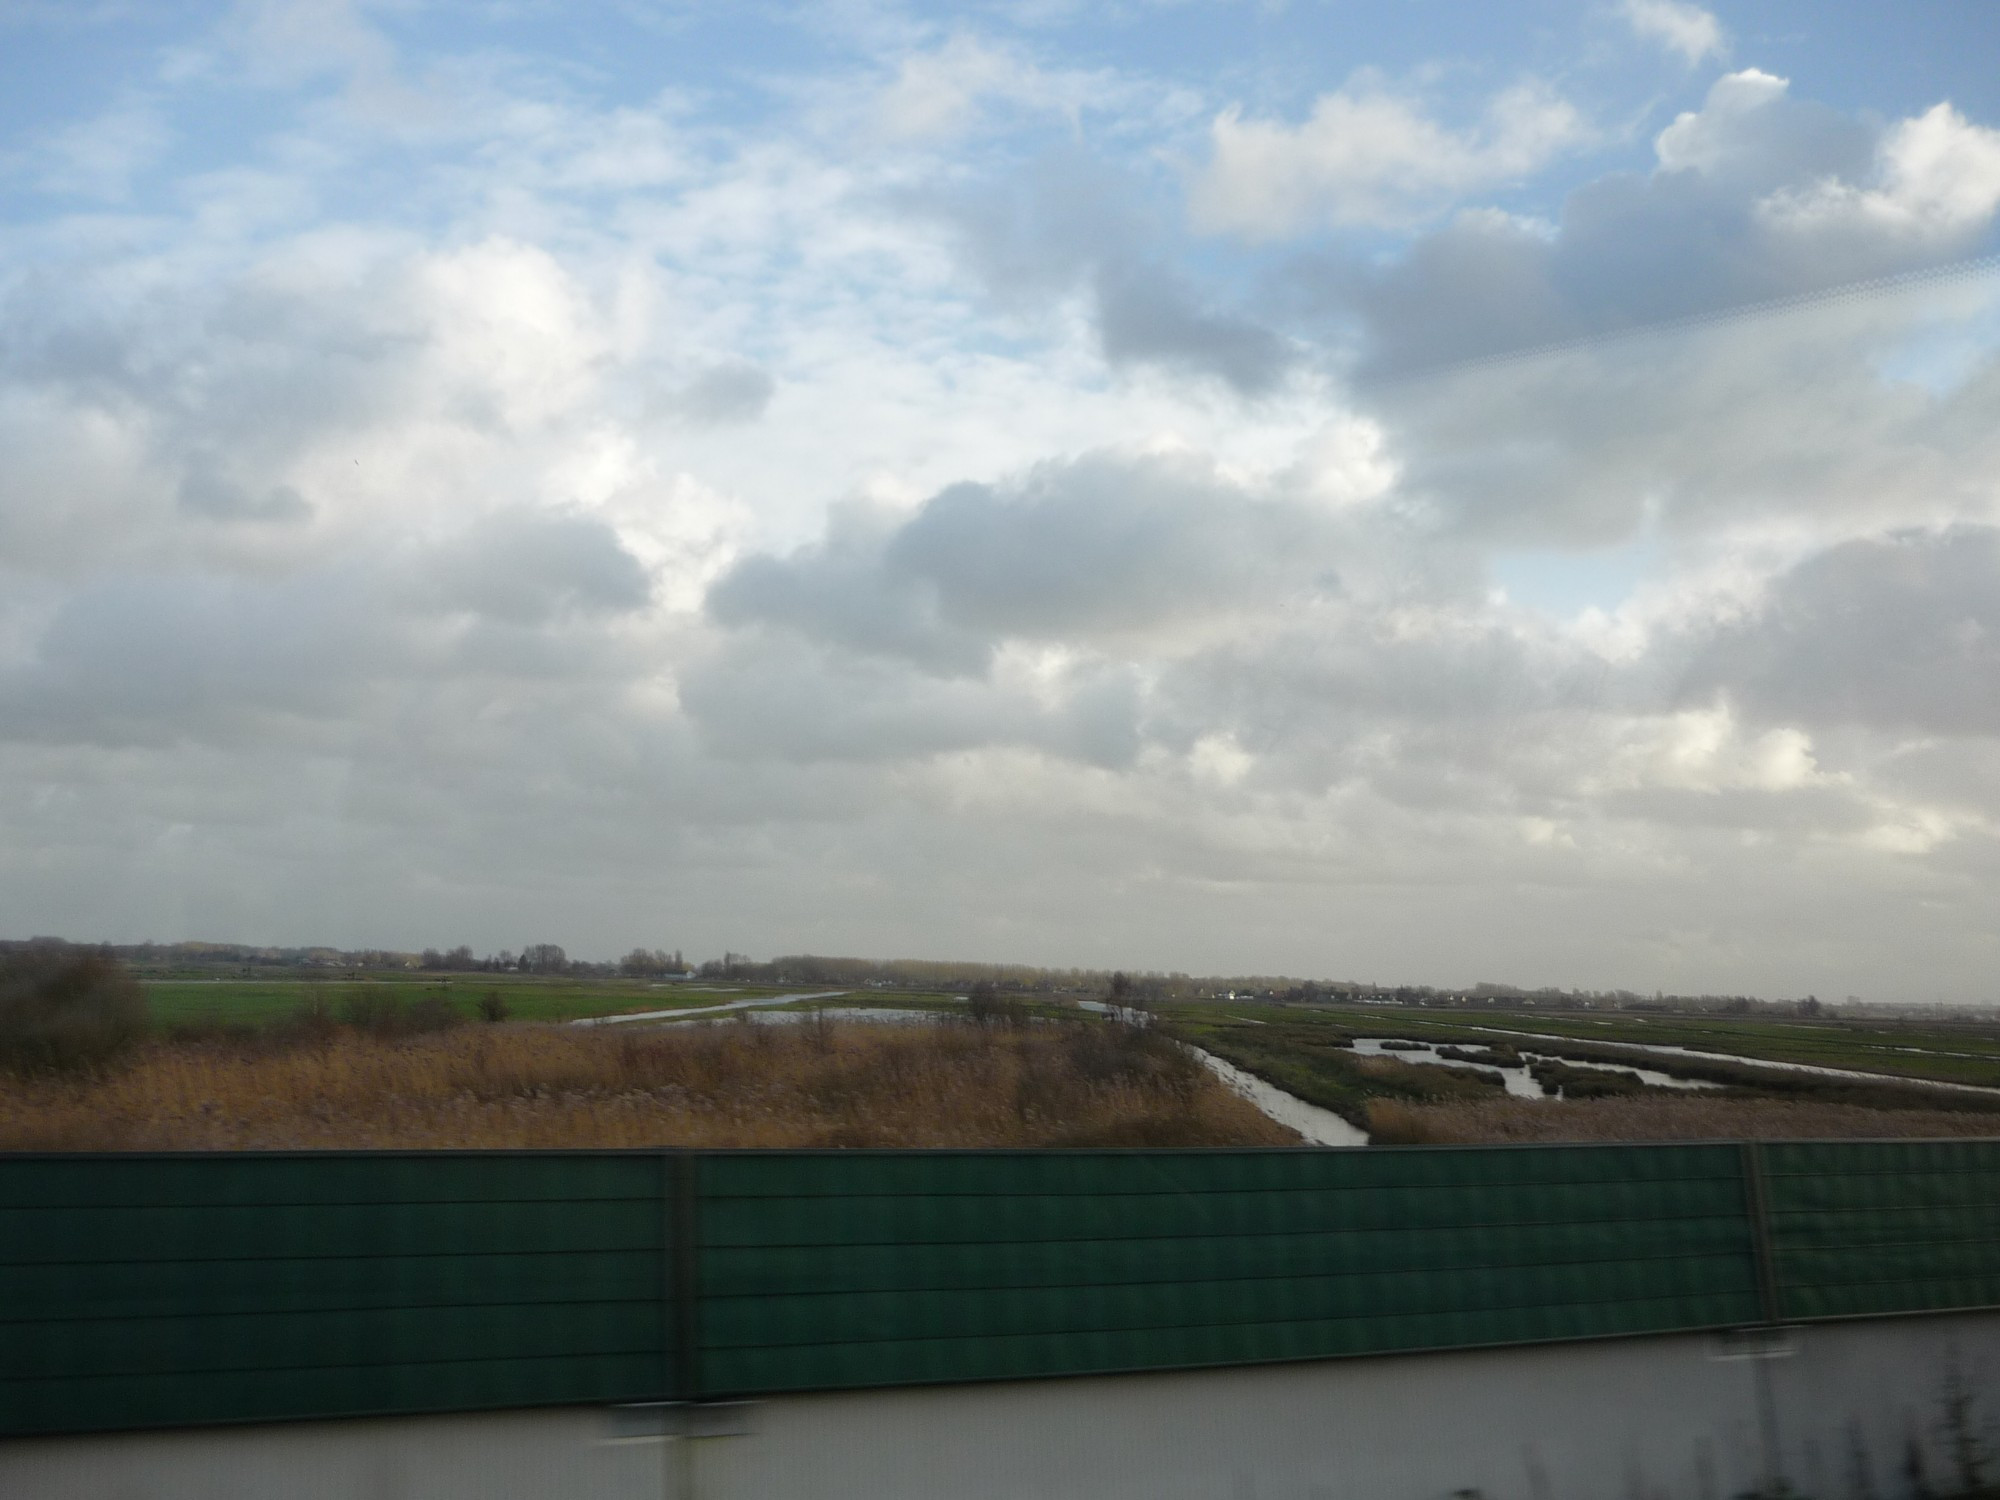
[0,937,1971,1021]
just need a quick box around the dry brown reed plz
[1365,1094,2000,1146]
[0,1018,1298,1151]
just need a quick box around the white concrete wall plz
[6,1312,1997,1500]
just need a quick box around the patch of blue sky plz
[0,5,218,145]
[1872,279,2000,399]
[1724,0,2000,124]
[1490,529,1664,619]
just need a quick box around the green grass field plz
[139,974,853,1029]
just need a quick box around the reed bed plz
[1365,1094,2000,1146]
[0,1018,1297,1151]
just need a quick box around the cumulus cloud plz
[3,6,1999,1000]
[925,147,1295,393]
[0,569,396,746]
[1687,527,2000,736]
[707,448,1349,676]
[1190,77,1590,237]
[1092,261,1296,395]
[1346,71,1998,379]
[429,511,652,627]
[1764,102,2000,247]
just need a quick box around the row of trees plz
[7,938,1929,1019]
[416,944,690,978]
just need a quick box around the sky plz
[3,1,2000,999]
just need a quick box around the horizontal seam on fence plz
[697,1173,1750,1199]
[700,1258,1756,1298]
[1765,1203,2000,1217]
[1775,1271,2000,1294]
[1772,1232,2000,1249]
[1776,1301,2000,1322]
[701,1186,1757,1208]
[0,1248,665,1268]
[698,1247,1758,1297]
[703,1321,1761,1373]
[704,1259,1758,1305]
[0,1208,664,1216]
[0,1200,662,1215]
[1764,1171,2000,1183]
[703,1224,1749,1253]
[0,1292,672,1328]
[0,1248,1760,1304]
[696,1321,1766,1400]
[698,1288,1761,1354]
[694,1213,1750,1248]
[0,1341,672,1386]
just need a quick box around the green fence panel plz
[1763,1140,2000,1322]
[12,1140,2000,1437]
[0,1153,676,1437]
[693,1145,1763,1395]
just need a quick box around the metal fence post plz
[668,1150,701,1402]
[1739,1139,1781,1326]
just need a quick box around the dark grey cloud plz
[679,632,1144,768]
[932,147,1136,300]
[1688,526,2000,736]
[707,501,989,675]
[432,511,651,626]
[707,449,1345,674]
[0,569,395,745]
[1094,260,1295,395]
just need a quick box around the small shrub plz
[338,987,399,1035]
[338,987,463,1039]
[967,982,1029,1028]
[283,990,341,1044]
[477,991,509,1023]
[0,942,147,1074]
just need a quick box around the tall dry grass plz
[0,1018,1297,1151]
[1366,1094,2000,1146]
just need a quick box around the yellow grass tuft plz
[0,1019,1299,1151]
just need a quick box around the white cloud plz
[20,99,170,200]
[1347,71,1998,381]
[1621,0,1726,66]
[1654,69,1791,175]
[1190,77,1590,237]
[1764,102,2000,246]
[3,8,2000,999]
[877,34,1050,139]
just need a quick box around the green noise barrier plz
[3,1139,1998,1438]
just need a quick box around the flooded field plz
[1192,1050,1369,1146]
[1349,1038,1720,1098]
